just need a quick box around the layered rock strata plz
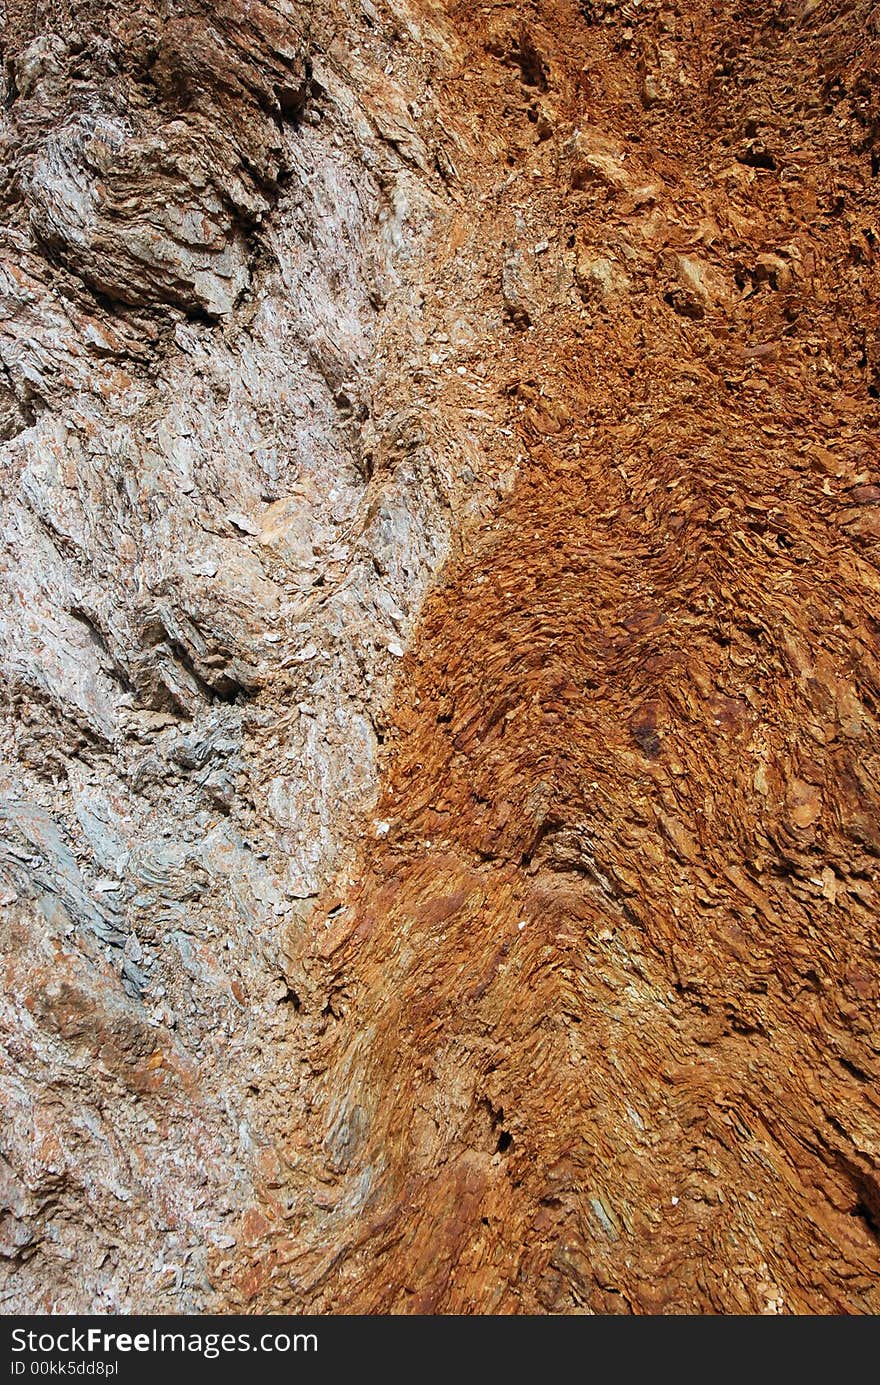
[1,0,879,1314]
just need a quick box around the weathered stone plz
[2,0,880,1320]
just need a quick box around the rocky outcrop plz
[2,0,879,1314]
[0,0,494,1312]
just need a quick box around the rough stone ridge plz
[1,0,879,1314]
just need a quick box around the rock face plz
[0,0,488,1312]
[1,0,879,1315]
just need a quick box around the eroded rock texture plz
[1,0,879,1315]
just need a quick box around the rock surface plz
[1,0,879,1314]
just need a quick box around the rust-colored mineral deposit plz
[1,0,878,1315]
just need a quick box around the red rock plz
[4,0,880,1321]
